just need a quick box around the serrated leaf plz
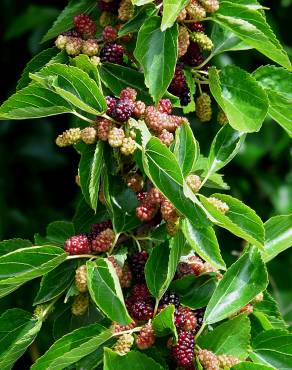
[261,214,292,262]
[31,324,112,370]
[161,0,189,31]
[87,259,132,325]
[197,315,251,359]
[42,0,97,42]
[0,309,42,370]
[79,141,104,211]
[134,15,178,102]
[99,63,152,104]
[170,274,217,309]
[0,238,32,256]
[31,63,106,115]
[182,219,226,270]
[233,363,275,370]
[250,330,292,370]
[174,122,199,177]
[33,260,77,305]
[211,1,291,69]
[207,124,246,174]
[152,304,177,340]
[119,4,157,36]
[16,47,61,90]
[46,221,75,246]
[71,54,101,86]
[210,23,251,56]
[107,175,140,233]
[204,247,268,324]
[142,137,209,225]
[103,348,164,370]
[199,193,264,248]
[253,66,292,137]
[209,66,268,133]
[0,246,67,288]
[145,232,184,299]
[0,83,72,120]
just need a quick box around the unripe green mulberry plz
[217,109,228,125]
[90,56,101,66]
[55,35,68,50]
[218,355,241,368]
[196,93,212,122]
[108,127,125,147]
[65,36,83,56]
[99,11,115,27]
[207,197,229,214]
[178,27,190,57]
[118,0,134,22]
[81,127,97,144]
[199,0,219,13]
[186,174,201,193]
[82,39,99,56]
[186,0,206,21]
[166,221,180,236]
[75,265,88,293]
[56,128,81,147]
[198,349,220,370]
[120,137,136,155]
[114,333,134,355]
[191,32,213,51]
[71,294,89,316]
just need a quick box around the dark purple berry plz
[126,300,154,321]
[112,98,134,122]
[129,251,148,282]
[160,290,180,308]
[169,64,188,96]
[100,43,124,65]
[180,90,191,106]
[105,96,118,116]
[183,42,204,67]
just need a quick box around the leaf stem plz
[193,53,214,71]
[153,299,159,317]
[73,111,96,124]
[113,326,142,337]
[109,232,121,254]
[195,322,206,340]
[66,254,98,260]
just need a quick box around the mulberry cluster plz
[71,294,89,316]
[64,220,115,255]
[136,324,155,350]
[75,265,88,293]
[114,333,134,355]
[207,197,229,214]
[198,349,220,370]
[171,331,195,367]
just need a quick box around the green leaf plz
[253,66,292,137]
[99,63,152,104]
[170,274,217,309]
[42,0,97,42]
[161,0,189,31]
[199,193,265,248]
[0,246,67,287]
[79,141,104,212]
[182,69,196,114]
[0,309,42,370]
[0,238,32,256]
[132,0,154,6]
[0,83,72,120]
[119,4,157,36]
[209,66,268,133]
[211,1,291,69]
[31,63,106,115]
[233,363,275,370]
[71,54,101,86]
[210,23,251,56]
[207,124,246,174]
[47,221,75,246]
[34,260,77,305]
[250,330,292,370]
[87,259,132,325]
[142,137,209,225]
[182,219,226,270]
[145,232,184,299]
[31,324,112,370]
[262,214,292,263]
[107,175,140,233]
[174,122,199,177]
[17,47,61,90]
[134,16,178,102]
[152,304,177,340]
[103,348,165,370]
[197,315,251,359]
[204,247,268,324]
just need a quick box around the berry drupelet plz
[64,234,91,255]
[100,43,124,64]
[129,250,148,282]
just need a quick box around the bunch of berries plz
[64,220,115,255]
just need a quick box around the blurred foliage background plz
[0,0,291,367]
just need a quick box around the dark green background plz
[0,0,291,368]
